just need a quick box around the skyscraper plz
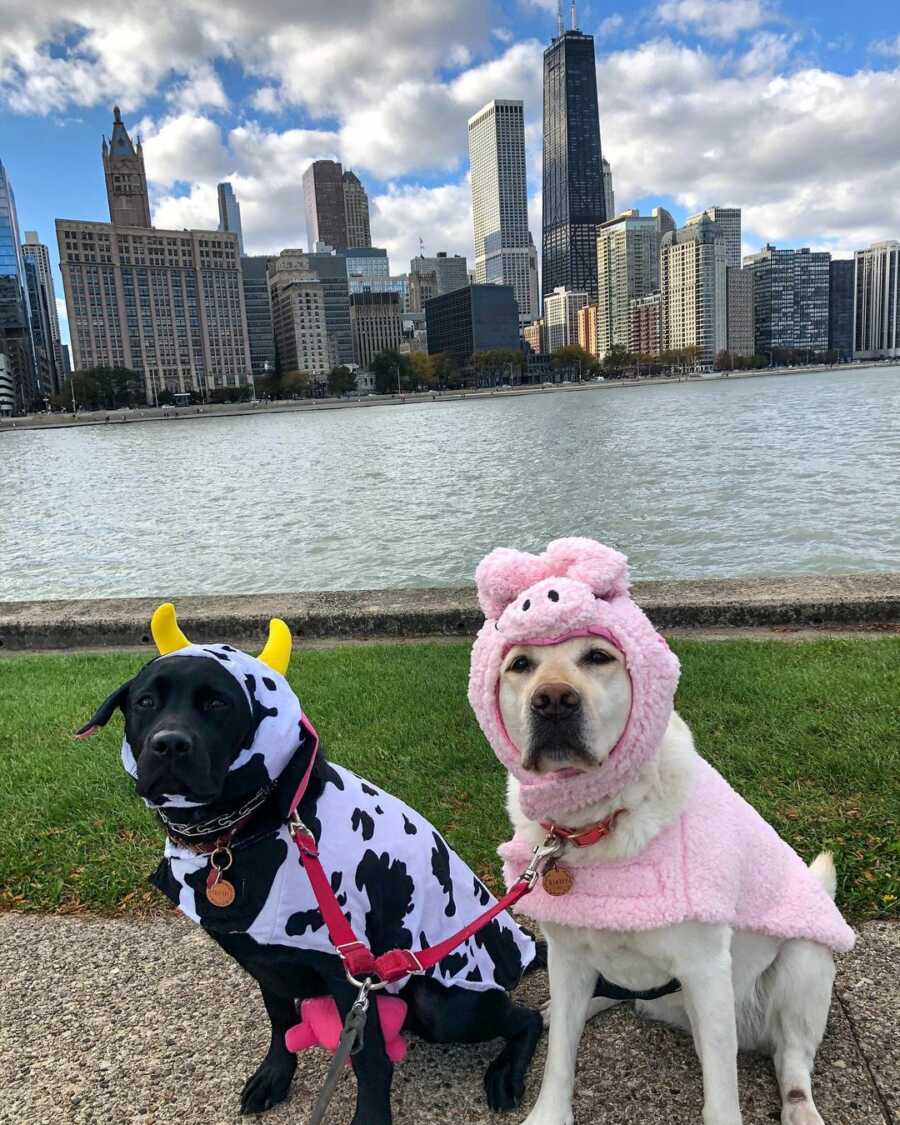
[468,99,534,323]
[542,19,607,302]
[0,159,37,411]
[543,286,589,352]
[102,107,151,228]
[342,171,371,248]
[853,241,899,359]
[828,259,854,361]
[303,160,349,251]
[687,207,742,270]
[217,183,244,255]
[660,217,727,364]
[595,210,663,357]
[266,249,353,369]
[743,244,830,356]
[240,256,276,377]
[23,231,63,392]
[726,267,754,357]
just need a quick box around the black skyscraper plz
[542,26,606,303]
[828,259,854,361]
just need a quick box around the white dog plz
[466,539,854,1125]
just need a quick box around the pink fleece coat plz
[468,538,855,954]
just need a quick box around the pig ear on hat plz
[544,537,630,600]
[474,548,550,619]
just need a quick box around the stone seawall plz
[0,573,898,650]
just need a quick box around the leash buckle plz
[523,833,565,889]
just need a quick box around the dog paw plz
[239,1055,296,1115]
[519,1110,574,1125]
[485,1054,527,1112]
[782,1102,825,1125]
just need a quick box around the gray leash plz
[307,982,372,1125]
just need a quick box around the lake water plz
[1,367,897,602]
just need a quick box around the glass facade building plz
[0,158,37,411]
[341,247,391,294]
[240,256,276,376]
[425,284,519,365]
[743,244,831,355]
[217,183,244,255]
[542,28,607,303]
[828,259,854,360]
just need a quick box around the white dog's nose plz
[531,683,581,720]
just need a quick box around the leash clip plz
[523,833,565,889]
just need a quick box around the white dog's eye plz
[508,655,532,673]
[584,648,615,666]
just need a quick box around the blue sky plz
[2,0,899,346]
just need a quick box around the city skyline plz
[3,1,899,350]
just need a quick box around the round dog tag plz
[207,878,236,908]
[542,866,574,896]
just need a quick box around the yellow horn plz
[151,602,191,655]
[258,618,292,676]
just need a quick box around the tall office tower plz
[543,286,589,352]
[542,18,607,302]
[468,99,534,323]
[0,159,37,411]
[240,257,276,377]
[23,257,58,395]
[217,183,244,255]
[653,207,676,239]
[58,221,250,401]
[853,241,900,359]
[266,249,352,368]
[726,267,754,357]
[342,171,371,249]
[303,160,349,251]
[601,157,615,221]
[659,217,727,364]
[595,210,662,358]
[102,107,151,228]
[743,244,830,356]
[22,231,62,392]
[341,247,390,294]
[828,259,854,361]
[350,290,403,368]
[268,267,333,382]
[629,293,662,357]
[687,206,741,270]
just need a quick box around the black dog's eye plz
[202,697,228,711]
[136,694,155,709]
[508,655,532,673]
[583,648,614,666]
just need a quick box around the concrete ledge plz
[0,573,898,650]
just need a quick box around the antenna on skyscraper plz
[571,1,577,29]
[557,0,563,36]
[418,236,424,258]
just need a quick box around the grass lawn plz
[0,638,897,922]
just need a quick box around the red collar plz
[540,808,626,847]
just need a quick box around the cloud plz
[371,180,474,270]
[872,34,900,58]
[600,39,900,249]
[656,0,777,41]
[136,113,231,187]
[598,14,625,39]
[166,65,230,113]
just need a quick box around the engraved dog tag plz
[542,865,574,896]
[206,878,236,908]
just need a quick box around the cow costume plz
[116,634,536,995]
[467,537,855,954]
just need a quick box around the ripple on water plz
[0,366,898,601]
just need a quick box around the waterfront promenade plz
[1,359,890,433]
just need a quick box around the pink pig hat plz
[468,537,681,822]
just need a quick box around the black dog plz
[81,653,543,1124]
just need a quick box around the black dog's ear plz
[75,681,132,740]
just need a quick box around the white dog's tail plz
[809,852,838,899]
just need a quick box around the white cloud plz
[166,65,230,113]
[872,34,900,58]
[598,14,625,39]
[137,114,231,187]
[371,180,474,270]
[656,0,776,41]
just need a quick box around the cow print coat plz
[126,644,536,994]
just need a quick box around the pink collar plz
[540,808,627,848]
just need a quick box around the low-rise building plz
[576,303,598,357]
[628,293,661,357]
[543,286,589,353]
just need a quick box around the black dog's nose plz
[531,683,581,720]
[148,730,194,756]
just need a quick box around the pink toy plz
[285,996,408,1063]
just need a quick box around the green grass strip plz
[0,638,897,921]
